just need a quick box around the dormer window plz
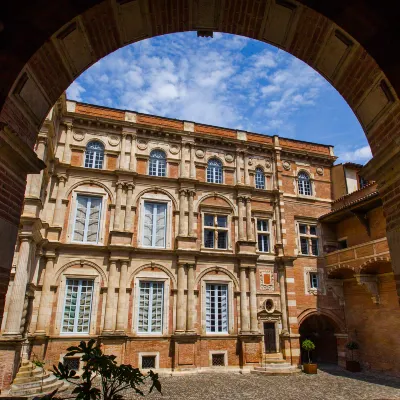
[207,159,223,184]
[85,141,104,169]
[298,171,312,196]
[149,150,166,177]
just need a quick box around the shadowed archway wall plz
[1,0,400,322]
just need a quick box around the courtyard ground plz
[132,365,400,400]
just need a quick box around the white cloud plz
[67,81,85,101]
[337,145,372,164]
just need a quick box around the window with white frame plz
[204,214,228,249]
[257,219,270,252]
[62,279,94,334]
[73,195,102,243]
[207,158,223,184]
[84,141,104,169]
[137,281,164,334]
[255,167,265,189]
[309,272,318,289]
[142,202,167,248]
[206,284,228,333]
[298,223,319,256]
[149,150,166,177]
[298,171,312,196]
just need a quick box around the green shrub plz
[301,339,315,364]
[346,341,359,361]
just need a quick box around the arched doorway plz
[299,314,338,364]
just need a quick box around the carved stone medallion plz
[195,148,205,159]
[282,160,290,171]
[225,153,234,163]
[316,167,324,176]
[73,130,85,141]
[169,144,180,155]
[137,139,148,150]
[108,135,120,147]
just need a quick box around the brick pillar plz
[240,267,250,333]
[3,237,32,336]
[35,253,56,334]
[335,333,349,368]
[103,260,118,333]
[116,260,129,332]
[278,265,289,334]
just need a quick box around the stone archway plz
[1,0,400,322]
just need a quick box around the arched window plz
[298,171,312,196]
[207,158,223,184]
[84,141,104,169]
[255,167,265,189]
[149,150,166,177]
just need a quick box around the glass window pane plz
[217,216,227,227]
[258,234,270,252]
[204,229,215,248]
[85,141,104,169]
[206,284,228,333]
[73,196,102,243]
[311,238,319,255]
[217,231,227,249]
[204,214,214,226]
[300,237,309,254]
[299,224,307,234]
[257,220,268,232]
[310,226,317,235]
[138,281,163,333]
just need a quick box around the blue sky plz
[67,32,371,164]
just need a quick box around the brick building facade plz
[2,94,397,387]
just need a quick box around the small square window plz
[212,353,225,366]
[309,272,318,289]
[299,224,307,234]
[338,239,348,249]
[63,357,80,371]
[257,220,269,232]
[141,356,156,369]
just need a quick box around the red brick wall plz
[70,150,83,167]
[106,154,117,170]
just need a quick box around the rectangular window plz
[338,239,348,249]
[309,272,319,289]
[137,281,164,334]
[62,279,94,334]
[73,195,102,243]
[143,202,167,248]
[203,214,228,249]
[206,284,228,333]
[298,222,319,256]
[257,219,270,252]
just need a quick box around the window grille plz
[255,167,265,189]
[206,284,228,333]
[298,172,312,196]
[85,141,104,169]
[149,150,166,177]
[141,356,156,369]
[212,354,225,366]
[257,219,270,252]
[137,281,164,334]
[62,279,94,334]
[207,159,223,184]
[298,223,319,256]
[73,195,102,243]
[143,202,167,248]
[309,272,319,289]
[203,214,228,249]
[63,357,80,371]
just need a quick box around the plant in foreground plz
[345,341,359,361]
[48,339,161,400]
[301,339,315,364]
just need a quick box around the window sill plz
[297,254,319,258]
[201,247,233,253]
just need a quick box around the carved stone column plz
[240,267,250,333]
[236,152,242,184]
[113,182,123,231]
[29,135,47,198]
[3,237,32,336]
[35,254,56,334]
[124,183,134,232]
[190,144,196,179]
[176,263,186,332]
[188,190,195,237]
[244,153,250,185]
[245,197,254,241]
[249,266,258,332]
[103,260,118,333]
[62,123,72,164]
[278,265,289,334]
[129,134,137,171]
[178,189,187,236]
[186,264,195,332]
[180,143,187,178]
[52,175,67,227]
[116,260,129,332]
[238,196,246,241]
[119,133,127,169]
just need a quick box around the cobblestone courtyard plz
[133,366,400,400]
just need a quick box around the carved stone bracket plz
[355,274,380,304]
[326,279,345,305]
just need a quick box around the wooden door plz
[264,322,277,353]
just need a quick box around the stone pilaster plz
[124,183,134,232]
[240,267,250,333]
[188,189,195,237]
[245,197,254,241]
[62,122,72,164]
[278,265,289,334]
[113,182,123,231]
[28,135,47,198]
[116,260,129,332]
[52,175,67,227]
[129,134,137,171]
[236,152,242,184]
[238,196,246,241]
[249,266,258,332]
[119,132,127,169]
[186,264,195,332]
[178,189,187,237]
[180,143,187,178]
[175,263,186,333]
[244,153,250,185]
[35,253,56,335]
[103,260,118,333]
[3,237,32,336]
[189,144,196,179]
